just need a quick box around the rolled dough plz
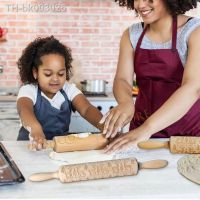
[49,150,115,164]
[49,145,140,164]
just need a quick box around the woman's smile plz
[139,9,153,17]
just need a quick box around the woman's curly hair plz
[114,0,200,15]
[18,36,73,84]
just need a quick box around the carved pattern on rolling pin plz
[58,158,137,183]
[170,137,200,153]
[56,135,78,145]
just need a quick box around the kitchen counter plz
[0,95,17,102]
[1,141,199,199]
[0,94,116,102]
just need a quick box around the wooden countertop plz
[0,140,199,199]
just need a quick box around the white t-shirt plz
[17,82,82,110]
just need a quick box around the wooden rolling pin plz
[28,133,108,153]
[29,158,168,183]
[138,136,200,154]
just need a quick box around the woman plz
[100,0,200,152]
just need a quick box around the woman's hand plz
[104,127,152,154]
[99,102,134,139]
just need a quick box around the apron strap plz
[135,25,148,53]
[172,15,178,52]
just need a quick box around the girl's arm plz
[101,28,135,138]
[72,94,104,132]
[105,26,200,153]
[17,97,46,149]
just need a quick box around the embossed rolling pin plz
[29,158,168,183]
[138,136,200,154]
[28,133,108,153]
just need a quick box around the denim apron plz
[17,87,72,140]
[130,16,200,137]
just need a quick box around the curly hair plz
[114,0,200,15]
[18,36,73,84]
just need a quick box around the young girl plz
[17,36,103,150]
[101,0,200,153]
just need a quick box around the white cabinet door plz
[69,116,99,133]
[69,98,118,133]
[0,120,20,140]
[0,101,20,140]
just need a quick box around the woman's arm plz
[101,28,135,138]
[105,26,200,153]
[17,97,45,149]
[113,28,135,105]
[72,94,104,132]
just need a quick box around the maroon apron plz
[130,16,200,137]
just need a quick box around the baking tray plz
[0,142,25,186]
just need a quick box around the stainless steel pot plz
[80,80,108,93]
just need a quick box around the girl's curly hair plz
[18,36,73,84]
[114,0,200,15]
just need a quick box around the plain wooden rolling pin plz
[138,136,200,154]
[28,133,108,153]
[29,158,168,183]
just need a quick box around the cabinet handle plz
[97,106,102,111]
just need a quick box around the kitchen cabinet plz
[69,96,118,133]
[69,95,131,133]
[0,101,20,140]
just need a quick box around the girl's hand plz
[104,128,151,154]
[99,102,134,139]
[28,130,46,151]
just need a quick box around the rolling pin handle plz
[29,172,59,182]
[138,160,168,170]
[138,140,170,149]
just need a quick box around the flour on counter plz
[114,146,140,159]
[49,146,140,164]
